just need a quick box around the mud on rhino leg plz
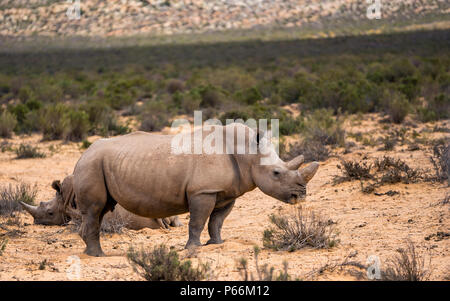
[185,193,216,249]
[206,200,235,245]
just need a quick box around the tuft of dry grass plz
[263,206,339,252]
[127,244,211,281]
[301,251,367,280]
[429,140,449,185]
[382,240,431,281]
[335,156,424,193]
[335,159,373,183]
[0,238,7,256]
[100,213,128,234]
[15,143,46,159]
[375,156,422,184]
[69,212,128,234]
[282,140,329,163]
[0,182,37,216]
[237,246,292,281]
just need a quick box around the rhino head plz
[20,177,78,225]
[249,134,319,204]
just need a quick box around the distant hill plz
[0,0,449,39]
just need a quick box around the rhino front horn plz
[19,201,38,217]
[286,155,304,170]
[298,162,319,183]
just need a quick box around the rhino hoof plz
[184,241,202,250]
[84,248,106,257]
[206,239,224,245]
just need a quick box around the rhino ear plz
[299,162,319,183]
[51,180,62,194]
[287,155,304,170]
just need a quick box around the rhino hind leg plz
[206,200,235,245]
[77,180,116,257]
[79,213,105,257]
[185,193,216,249]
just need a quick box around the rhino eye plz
[47,210,53,216]
[273,170,280,176]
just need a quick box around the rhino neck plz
[231,153,257,194]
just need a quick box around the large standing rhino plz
[20,175,182,230]
[65,123,318,256]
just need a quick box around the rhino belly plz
[102,150,190,219]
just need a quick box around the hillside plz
[0,0,449,39]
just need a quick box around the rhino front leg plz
[206,200,235,245]
[185,193,216,249]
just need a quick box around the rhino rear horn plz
[299,162,319,183]
[287,155,305,170]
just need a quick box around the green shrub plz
[15,143,46,159]
[17,86,33,102]
[198,85,225,108]
[82,101,114,135]
[8,100,43,133]
[166,79,185,94]
[278,73,315,105]
[279,114,302,136]
[21,110,41,133]
[172,90,201,114]
[81,140,92,149]
[104,79,137,110]
[139,101,171,132]
[127,244,210,281]
[9,103,29,126]
[25,99,43,111]
[234,87,262,105]
[40,104,68,140]
[219,109,251,124]
[385,91,410,124]
[302,109,345,146]
[34,84,63,103]
[417,94,450,122]
[0,111,17,138]
[65,110,90,142]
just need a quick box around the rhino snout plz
[285,192,306,205]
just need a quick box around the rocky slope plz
[0,0,449,38]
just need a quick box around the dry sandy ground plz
[0,114,449,281]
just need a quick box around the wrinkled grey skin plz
[72,123,319,256]
[20,175,182,230]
